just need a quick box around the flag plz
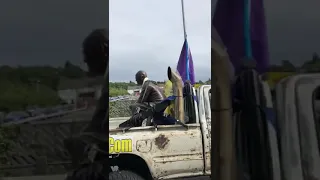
[177,39,195,85]
[212,0,269,74]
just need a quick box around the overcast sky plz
[109,0,211,82]
[264,0,320,66]
[1,0,320,82]
[0,0,108,69]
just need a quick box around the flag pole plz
[180,0,187,39]
[180,0,190,81]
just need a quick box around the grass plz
[266,72,296,88]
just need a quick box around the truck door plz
[275,74,320,180]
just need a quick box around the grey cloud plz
[109,0,211,81]
[212,0,320,66]
[2,0,319,81]
[264,0,320,65]
[0,0,108,67]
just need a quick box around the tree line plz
[2,52,320,110]
[0,61,86,112]
[269,52,320,72]
[109,79,211,97]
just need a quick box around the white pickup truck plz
[109,84,211,180]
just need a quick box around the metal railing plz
[1,114,92,177]
[109,95,138,102]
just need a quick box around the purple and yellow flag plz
[212,0,269,74]
[177,39,195,85]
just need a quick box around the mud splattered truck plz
[109,91,211,179]
[108,68,211,179]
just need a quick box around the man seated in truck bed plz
[118,70,165,128]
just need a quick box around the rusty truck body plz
[109,84,211,179]
[109,85,211,179]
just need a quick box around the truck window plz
[203,87,211,118]
[312,87,320,153]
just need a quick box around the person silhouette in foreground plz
[64,29,108,173]
[82,29,109,133]
[118,70,165,127]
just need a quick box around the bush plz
[266,72,296,88]
[194,83,201,88]
[0,81,61,112]
[109,87,129,97]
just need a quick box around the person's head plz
[82,28,108,77]
[135,70,147,85]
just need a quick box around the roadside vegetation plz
[0,61,86,112]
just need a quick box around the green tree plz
[0,79,61,111]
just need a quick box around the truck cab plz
[230,73,320,180]
[273,74,320,180]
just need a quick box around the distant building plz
[127,86,141,96]
[58,76,104,107]
[127,83,165,96]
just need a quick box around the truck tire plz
[109,170,145,180]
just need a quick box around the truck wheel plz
[109,170,145,180]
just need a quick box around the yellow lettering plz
[109,137,133,153]
[115,140,121,153]
[109,137,114,153]
[121,139,132,152]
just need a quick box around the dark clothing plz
[118,110,147,128]
[84,68,109,133]
[119,81,165,128]
[137,80,165,103]
[65,70,108,168]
